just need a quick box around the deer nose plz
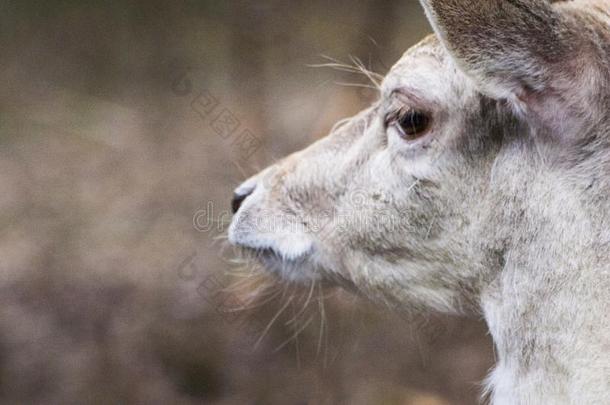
[231,185,256,214]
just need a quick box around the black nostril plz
[231,190,253,214]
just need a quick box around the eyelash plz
[385,107,431,141]
[384,107,407,127]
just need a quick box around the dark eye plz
[393,109,431,140]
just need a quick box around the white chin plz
[228,220,313,260]
[257,249,321,283]
[228,221,318,282]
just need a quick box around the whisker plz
[223,273,264,293]
[310,54,384,90]
[366,35,380,48]
[225,288,282,312]
[294,304,301,369]
[334,82,379,91]
[224,282,270,303]
[273,315,314,354]
[321,54,384,79]
[349,55,382,88]
[320,283,329,368]
[254,296,294,348]
[316,282,325,358]
[286,278,316,326]
[311,62,383,84]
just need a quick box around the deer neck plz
[479,165,610,404]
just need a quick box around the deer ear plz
[419,0,584,112]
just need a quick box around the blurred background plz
[0,1,494,404]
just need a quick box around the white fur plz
[230,1,610,402]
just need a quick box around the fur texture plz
[229,1,610,403]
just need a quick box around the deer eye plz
[388,109,431,141]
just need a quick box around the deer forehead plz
[382,36,476,110]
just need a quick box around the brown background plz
[0,1,494,404]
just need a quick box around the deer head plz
[229,1,609,401]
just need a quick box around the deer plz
[228,0,610,403]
